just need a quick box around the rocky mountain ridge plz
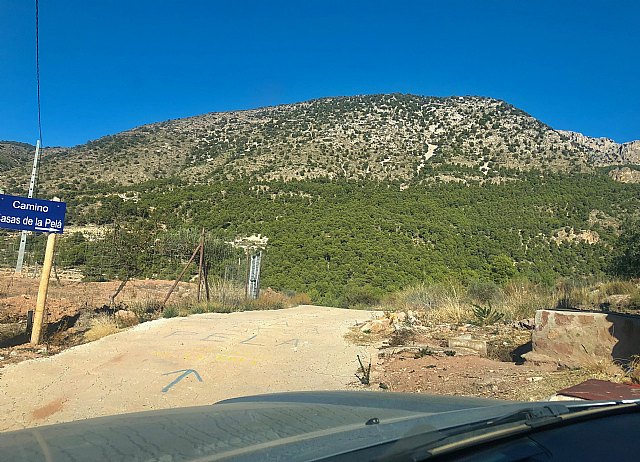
[1,94,639,192]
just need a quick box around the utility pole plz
[15,140,41,273]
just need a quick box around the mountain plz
[0,141,34,173]
[1,94,639,193]
[1,95,639,303]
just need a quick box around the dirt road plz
[0,306,379,432]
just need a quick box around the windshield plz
[1,1,640,460]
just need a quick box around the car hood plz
[0,391,552,461]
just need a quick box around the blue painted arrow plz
[161,369,203,393]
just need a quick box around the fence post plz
[30,232,56,345]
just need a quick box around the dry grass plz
[208,279,246,305]
[385,280,519,324]
[550,278,639,311]
[289,292,312,306]
[0,275,14,298]
[426,298,471,324]
[207,289,292,312]
[384,278,639,326]
[624,355,640,384]
[501,280,554,321]
[83,314,120,342]
[510,367,625,402]
[384,280,472,324]
[599,280,637,296]
[552,279,593,309]
[161,288,307,317]
[582,358,626,379]
[248,289,289,310]
[383,282,447,312]
[344,326,387,346]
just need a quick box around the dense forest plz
[49,167,640,306]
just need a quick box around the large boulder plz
[524,309,640,367]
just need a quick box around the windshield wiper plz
[480,404,569,429]
[374,401,640,461]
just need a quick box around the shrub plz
[343,285,382,308]
[181,301,237,314]
[467,280,503,305]
[129,298,162,322]
[162,306,179,318]
[471,302,504,326]
[626,355,640,384]
[189,304,207,314]
[83,315,120,342]
[388,328,417,346]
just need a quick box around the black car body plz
[1,391,638,461]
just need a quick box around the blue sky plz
[1,0,638,147]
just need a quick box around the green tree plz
[488,254,516,285]
[613,219,640,277]
[98,223,157,303]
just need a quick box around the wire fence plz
[0,227,255,304]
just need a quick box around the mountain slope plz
[1,94,639,193]
[56,175,640,304]
[0,141,33,173]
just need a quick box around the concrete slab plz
[0,306,379,432]
[448,336,488,357]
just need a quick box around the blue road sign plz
[0,194,66,234]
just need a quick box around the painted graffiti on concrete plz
[161,369,203,393]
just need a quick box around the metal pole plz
[30,232,56,345]
[197,228,205,302]
[244,251,250,300]
[253,251,262,299]
[16,140,41,273]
